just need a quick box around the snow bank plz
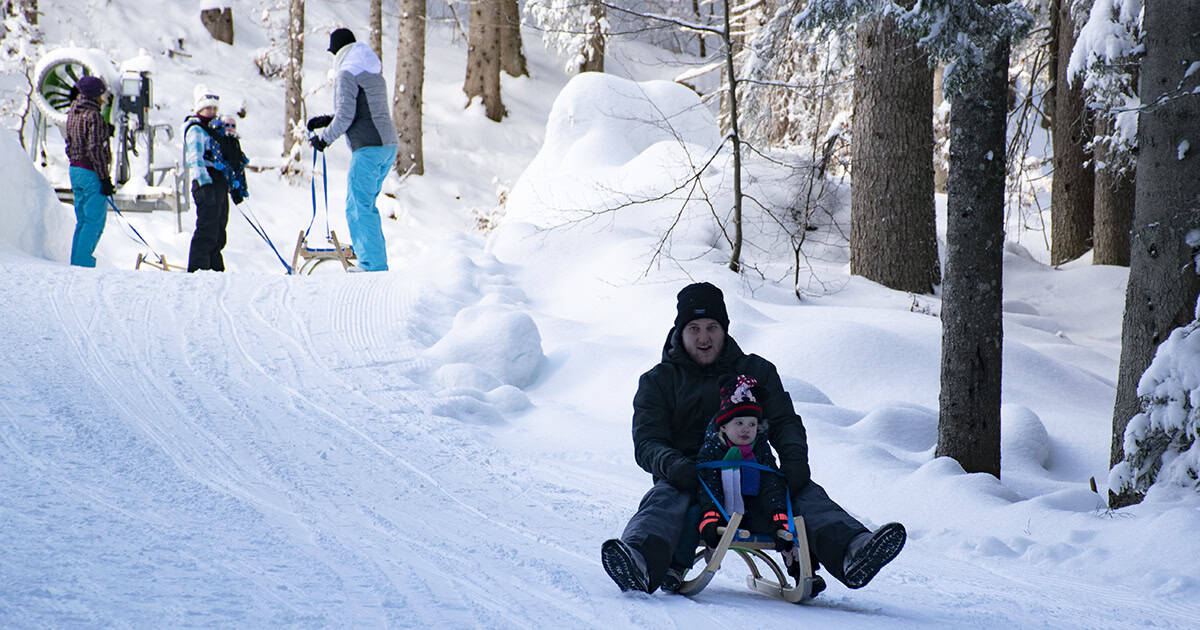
[0,130,72,261]
[425,304,544,389]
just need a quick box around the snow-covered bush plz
[1067,0,1142,176]
[1110,297,1200,497]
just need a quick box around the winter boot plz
[659,565,686,594]
[601,538,651,593]
[842,522,906,589]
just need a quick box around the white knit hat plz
[193,84,220,113]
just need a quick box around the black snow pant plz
[188,176,230,272]
[620,478,868,590]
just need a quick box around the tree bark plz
[1091,114,1134,266]
[936,36,1009,479]
[369,0,383,60]
[578,0,605,74]
[849,12,940,294]
[464,0,506,121]
[1109,2,1200,506]
[393,0,425,176]
[1049,1,1095,265]
[498,0,527,77]
[284,0,304,157]
[200,7,234,45]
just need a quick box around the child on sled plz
[661,373,807,593]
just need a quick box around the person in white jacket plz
[308,28,398,272]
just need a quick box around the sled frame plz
[291,229,356,275]
[134,252,185,272]
[677,512,819,603]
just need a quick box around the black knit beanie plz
[328,28,356,54]
[674,282,729,331]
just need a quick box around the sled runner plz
[290,229,356,274]
[676,511,822,603]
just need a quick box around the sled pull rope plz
[238,204,293,274]
[305,151,330,242]
[106,196,168,267]
[696,460,796,537]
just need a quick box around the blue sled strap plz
[696,460,796,538]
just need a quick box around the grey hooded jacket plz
[318,42,397,151]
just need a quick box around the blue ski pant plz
[619,478,868,590]
[69,166,107,267]
[345,145,396,271]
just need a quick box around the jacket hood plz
[336,42,383,75]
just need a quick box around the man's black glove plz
[699,510,722,548]
[309,134,328,152]
[306,115,333,131]
[666,457,697,492]
[99,179,115,197]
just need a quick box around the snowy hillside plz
[2,1,1199,628]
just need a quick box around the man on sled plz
[601,282,906,597]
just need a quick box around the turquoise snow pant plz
[345,145,396,271]
[69,166,107,267]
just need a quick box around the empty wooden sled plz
[134,252,185,272]
[677,512,823,603]
[290,230,356,275]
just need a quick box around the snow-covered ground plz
[2,2,1199,628]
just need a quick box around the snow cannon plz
[31,48,120,129]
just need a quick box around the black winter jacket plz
[631,328,812,495]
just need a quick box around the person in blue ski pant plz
[65,75,113,267]
[184,85,248,272]
[307,27,397,273]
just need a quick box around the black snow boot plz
[842,522,906,589]
[601,538,651,593]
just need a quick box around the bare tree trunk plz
[464,0,505,121]
[693,0,707,57]
[19,0,36,25]
[498,0,527,77]
[937,35,1009,479]
[284,0,304,157]
[1049,0,1095,265]
[393,0,425,176]
[849,12,940,294]
[1109,1,1200,507]
[200,6,235,45]
[369,0,383,60]
[720,0,743,273]
[578,0,605,73]
[1091,115,1134,266]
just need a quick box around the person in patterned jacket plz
[65,75,113,267]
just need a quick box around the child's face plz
[721,416,758,446]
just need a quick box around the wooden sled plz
[677,512,822,603]
[134,252,185,272]
[290,229,356,275]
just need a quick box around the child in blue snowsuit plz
[307,28,397,272]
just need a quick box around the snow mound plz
[425,305,544,389]
[0,131,72,261]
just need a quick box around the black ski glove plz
[309,134,328,152]
[699,510,722,548]
[306,115,333,131]
[99,178,115,197]
[666,457,697,492]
